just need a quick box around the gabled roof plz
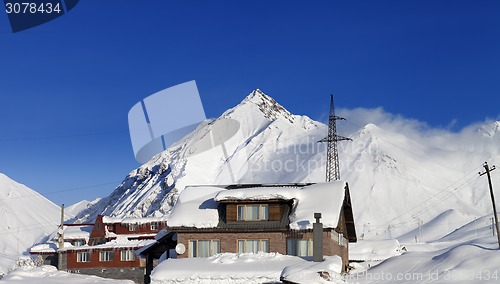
[168,181,356,235]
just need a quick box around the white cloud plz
[336,107,500,155]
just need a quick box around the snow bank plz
[150,252,305,284]
[1,265,134,284]
[349,239,404,261]
[280,256,344,284]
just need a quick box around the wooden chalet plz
[167,181,356,271]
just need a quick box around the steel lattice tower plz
[319,95,351,182]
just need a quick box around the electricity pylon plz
[319,95,351,182]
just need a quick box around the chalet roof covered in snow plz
[168,181,350,230]
[102,216,167,224]
[58,237,155,252]
[63,225,93,240]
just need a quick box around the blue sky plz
[0,1,499,206]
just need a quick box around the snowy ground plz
[0,265,134,284]
[346,216,500,284]
[149,216,500,284]
[151,252,306,284]
[347,237,500,284]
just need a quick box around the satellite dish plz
[175,243,186,255]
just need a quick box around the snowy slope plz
[0,173,61,275]
[348,216,500,284]
[65,199,95,218]
[72,89,500,247]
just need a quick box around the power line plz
[357,167,481,244]
[0,180,122,201]
[0,130,128,143]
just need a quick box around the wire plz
[0,130,128,143]
[358,170,482,243]
[0,180,122,201]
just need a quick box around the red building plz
[32,215,167,284]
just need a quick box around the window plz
[189,240,220,257]
[73,239,85,246]
[339,233,345,246]
[128,223,138,231]
[76,252,90,262]
[150,223,159,231]
[287,239,313,257]
[107,225,114,232]
[237,239,269,253]
[99,251,114,262]
[120,250,135,261]
[237,205,269,221]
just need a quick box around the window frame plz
[236,204,269,221]
[287,239,313,257]
[120,250,135,261]
[99,250,114,262]
[73,239,85,246]
[150,222,159,231]
[188,239,220,258]
[236,239,270,253]
[128,223,138,232]
[338,233,345,246]
[76,251,91,263]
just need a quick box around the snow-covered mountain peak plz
[358,123,381,137]
[228,89,295,124]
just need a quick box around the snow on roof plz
[30,241,75,253]
[102,216,167,224]
[105,232,158,239]
[59,238,155,252]
[30,242,59,253]
[63,225,93,240]
[167,186,226,228]
[168,181,347,230]
[151,252,306,283]
[214,186,299,201]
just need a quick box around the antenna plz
[319,95,351,182]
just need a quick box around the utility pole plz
[319,95,351,182]
[479,162,500,249]
[58,204,64,270]
[58,204,65,249]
